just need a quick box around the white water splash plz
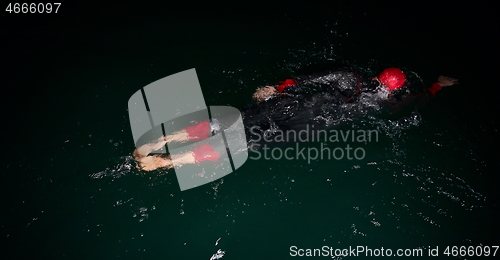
[90,156,135,179]
[209,249,225,260]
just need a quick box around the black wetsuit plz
[283,66,381,103]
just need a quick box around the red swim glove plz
[427,83,442,95]
[192,143,220,163]
[276,79,297,93]
[184,121,211,141]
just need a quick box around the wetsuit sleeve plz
[275,79,298,93]
[276,69,351,94]
[276,68,377,97]
[294,67,372,95]
[396,82,441,110]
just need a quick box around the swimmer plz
[252,67,458,103]
[133,67,458,171]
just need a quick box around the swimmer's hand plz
[437,76,459,87]
[253,86,278,103]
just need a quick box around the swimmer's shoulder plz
[293,65,353,84]
[294,61,350,76]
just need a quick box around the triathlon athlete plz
[133,67,458,171]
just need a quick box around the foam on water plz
[90,155,135,179]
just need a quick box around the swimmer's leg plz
[135,120,215,158]
[135,154,172,171]
[164,121,213,144]
[163,143,220,168]
[131,124,198,171]
[133,119,221,171]
[133,137,168,158]
[170,152,195,167]
[134,141,220,171]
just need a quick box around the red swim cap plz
[276,79,298,93]
[378,68,406,91]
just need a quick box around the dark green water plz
[2,2,499,259]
